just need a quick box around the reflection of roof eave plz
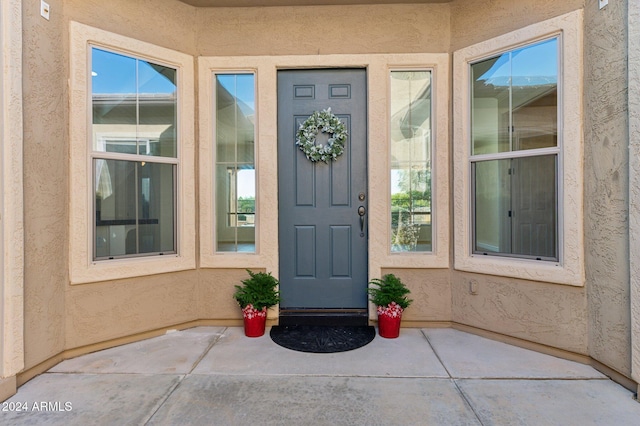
[92,93,176,106]
[483,76,557,86]
[391,84,431,140]
[474,81,556,110]
[512,85,556,112]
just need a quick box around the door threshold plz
[278,309,368,326]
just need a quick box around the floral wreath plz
[295,108,348,163]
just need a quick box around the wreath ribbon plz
[295,108,348,163]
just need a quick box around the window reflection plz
[390,71,432,252]
[470,38,559,261]
[92,48,177,158]
[94,159,176,258]
[215,74,256,253]
[473,156,557,259]
[471,38,558,155]
[91,47,178,261]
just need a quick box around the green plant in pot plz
[233,269,281,337]
[368,274,412,338]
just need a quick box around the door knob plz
[358,206,366,237]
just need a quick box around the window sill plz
[454,253,584,287]
[200,252,270,270]
[377,249,450,270]
[70,253,196,285]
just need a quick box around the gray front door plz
[278,69,367,311]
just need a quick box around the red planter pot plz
[242,305,267,337]
[378,313,402,338]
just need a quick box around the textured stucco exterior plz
[628,0,640,390]
[381,269,451,323]
[449,0,584,51]
[452,272,588,353]
[584,0,631,379]
[1,0,25,401]
[449,5,589,355]
[195,4,450,56]
[3,0,638,399]
[22,0,66,375]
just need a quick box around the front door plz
[277,69,368,318]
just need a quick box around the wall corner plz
[0,376,17,402]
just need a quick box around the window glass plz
[91,47,179,260]
[473,155,556,259]
[390,71,432,252]
[215,74,256,252]
[470,38,559,261]
[471,38,557,155]
[94,159,175,259]
[92,48,177,158]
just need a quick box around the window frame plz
[453,10,584,286]
[382,60,450,269]
[69,22,195,284]
[90,45,180,261]
[199,65,265,269]
[388,68,435,254]
[469,36,561,261]
[213,72,258,254]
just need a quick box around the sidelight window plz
[214,73,256,253]
[390,70,433,253]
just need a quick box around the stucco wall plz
[19,0,634,388]
[62,0,198,350]
[584,0,632,377]
[381,269,451,323]
[1,0,25,400]
[19,0,199,373]
[452,272,588,353]
[195,4,450,56]
[630,0,640,389]
[22,0,67,370]
[55,1,455,357]
[64,0,196,55]
[449,0,584,51]
[448,0,589,355]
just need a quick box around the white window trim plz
[69,22,195,284]
[198,54,449,275]
[453,10,584,286]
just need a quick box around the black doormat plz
[270,325,376,353]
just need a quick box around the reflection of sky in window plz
[217,74,255,113]
[237,169,255,198]
[91,48,176,95]
[478,38,557,85]
[391,169,402,194]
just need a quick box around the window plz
[214,73,256,253]
[69,22,195,284]
[390,70,432,252]
[453,10,584,285]
[470,38,558,261]
[92,47,178,260]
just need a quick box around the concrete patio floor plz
[2,326,639,425]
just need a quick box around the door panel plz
[278,69,367,310]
